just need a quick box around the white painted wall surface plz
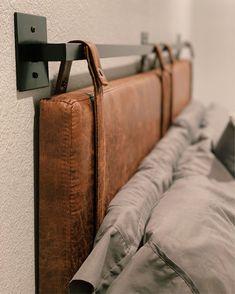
[191,0,235,111]
[0,1,193,293]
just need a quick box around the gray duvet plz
[70,102,235,294]
[108,145,235,293]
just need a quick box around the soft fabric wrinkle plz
[173,136,233,181]
[70,227,132,294]
[106,243,194,294]
[70,101,206,293]
[174,100,206,143]
[107,105,235,293]
[142,138,235,293]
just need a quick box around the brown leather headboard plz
[39,41,192,293]
[171,59,192,120]
[39,46,164,293]
[101,73,162,224]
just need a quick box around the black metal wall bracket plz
[14,12,49,91]
[14,12,153,92]
[14,12,189,92]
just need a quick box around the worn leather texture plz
[171,59,192,120]
[39,70,162,294]
[39,40,193,294]
[39,93,96,294]
[101,72,162,225]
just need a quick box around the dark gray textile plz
[214,117,235,178]
[174,134,233,182]
[200,103,229,149]
[70,101,206,293]
[174,100,205,142]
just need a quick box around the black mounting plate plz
[14,12,49,91]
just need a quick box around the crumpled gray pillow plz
[173,100,206,142]
[214,117,235,178]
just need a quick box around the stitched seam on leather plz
[53,75,159,102]
[94,93,102,227]
[69,103,74,277]
[60,103,71,285]
[42,100,87,106]
[55,73,161,100]
[148,241,200,294]
[53,97,90,103]
[68,104,73,281]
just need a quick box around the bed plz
[39,41,234,294]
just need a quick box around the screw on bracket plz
[32,72,38,79]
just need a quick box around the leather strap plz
[76,40,108,87]
[55,40,108,94]
[55,60,72,94]
[153,44,166,71]
[55,40,108,230]
[153,44,174,136]
[153,43,175,70]
[160,43,175,65]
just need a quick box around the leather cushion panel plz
[39,96,95,294]
[101,72,162,224]
[39,71,162,293]
[172,59,192,120]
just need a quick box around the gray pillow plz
[173,101,206,142]
[214,117,235,178]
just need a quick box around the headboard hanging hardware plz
[14,12,192,92]
[177,41,195,59]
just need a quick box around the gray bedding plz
[108,177,235,293]
[108,131,234,294]
[70,102,235,294]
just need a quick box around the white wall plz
[0,1,193,293]
[191,0,235,111]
